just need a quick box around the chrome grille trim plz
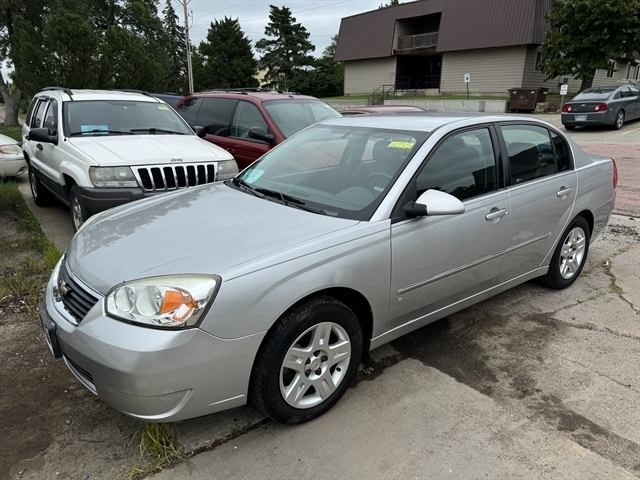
[132,162,219,192]
[54,260,102,325]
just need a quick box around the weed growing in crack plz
[126,423,189,480]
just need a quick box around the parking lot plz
[5,113,640,479]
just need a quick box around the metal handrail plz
[367,84,397,105]
[397,32,439,50]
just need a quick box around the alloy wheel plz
[559,226,586,280]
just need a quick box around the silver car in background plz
[39,115,617,424]
[561,84,640,130]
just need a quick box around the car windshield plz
[233,124,428,221]
[262,100,342,138]
[572,88,616,101]
[64,100,194,136]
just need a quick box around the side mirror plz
[404,189,465,218]
[193,126,206,138]
[248,126,276,144]
[29,127,57,145]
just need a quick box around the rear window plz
[572,88,616,101]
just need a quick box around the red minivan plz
[175,89,341,170]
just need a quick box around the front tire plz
[69,185,91,232]
[613,110,625,130]
[29,164,55,207]
[539,216,590,289]
[250,296,363,424]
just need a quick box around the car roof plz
[187,90,322,102]
[321,112,520,132]
[37,88,162,103]
[340,106,425,113]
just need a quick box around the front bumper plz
[41,259,264,422]
[561,110,616,127]
[79,186,155,214]
[0,156,27,177]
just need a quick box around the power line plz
[192,0,253,21]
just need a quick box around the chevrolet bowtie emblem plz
[58,280,69,296]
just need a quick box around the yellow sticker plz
[158,106,169,110]
[388,141,415,149]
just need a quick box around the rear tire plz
[612,110,625,130]
[69,185,91,232]
[29,164,55,207]
[539,216,590,290]
[250,296,363,424]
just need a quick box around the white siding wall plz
[440,46,527,94]
[344,57,397,95]
[522,46,581,93]
[592,60,632,87]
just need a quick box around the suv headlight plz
[89,166,138,187]
[217,160,239,180]
[106,275,220,328]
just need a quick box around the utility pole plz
[177,0,194,93]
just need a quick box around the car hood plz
[68,135,233,166]
[66,184,358,294]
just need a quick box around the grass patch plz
[0,180,62,318]
[0,124,22,142]
[127,423,187,479]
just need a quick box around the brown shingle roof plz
[334,0,551,62]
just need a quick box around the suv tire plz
[69,185,90,231]
[29,164,55,207]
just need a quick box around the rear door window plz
[500,125,557,184]
[196,98,238,137]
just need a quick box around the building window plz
[535,52,543,71]
[628,63,639,80]
[606,60,615,78]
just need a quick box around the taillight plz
[612,158,618,189]
[561,104,572,112]
[593,102,608,112]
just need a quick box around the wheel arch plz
[575,209,594,237]
[62,173,78,200]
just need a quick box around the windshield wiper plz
[69,129,134,136]
[229,178,265,198]
[255,187,326,215]
[129,128,185,135]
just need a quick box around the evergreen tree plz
[541,0,640,90]
[290,34,343,98]
[162,0,187,93]
[255,5,315,91]
[194,17,257,90]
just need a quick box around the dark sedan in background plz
[561,84,640,130]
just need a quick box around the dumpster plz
[508,87,549,112]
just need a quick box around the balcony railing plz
[397,32,439,50]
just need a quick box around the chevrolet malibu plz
[39,115,617,424]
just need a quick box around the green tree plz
[162,0,187,93]
[541,0,640,90]
[255,5,315,91]
[0,0,52,124]
[290,34,343,97]
[194,17,257,91]
[379,0,400,8]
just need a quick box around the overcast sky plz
[2,0,389,83]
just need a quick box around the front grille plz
[133,163,218,192]
[59,262,100,323]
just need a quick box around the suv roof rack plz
[41,86,74,99]
[193,88,302,96]
[110,88,154,98]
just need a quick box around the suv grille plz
[132,163,217,192]
[59,262,100,323]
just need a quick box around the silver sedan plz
[39,115,617,424]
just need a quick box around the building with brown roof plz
[335,0,636,96]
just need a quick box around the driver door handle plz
[36,144,43,151]
[485,208,508,221]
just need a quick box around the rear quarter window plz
[176,98,203,126]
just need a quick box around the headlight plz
[217,160,239,180]
[0,144,22,155]
[106,275,220,328]
[89,166,138,187]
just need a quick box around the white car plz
[0,133,26,178]
[22,88,238,230]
